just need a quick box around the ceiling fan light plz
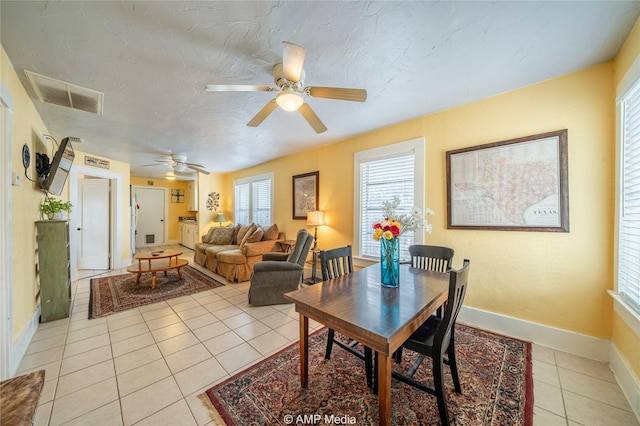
[174,163,187,172]
[276,91,303,112]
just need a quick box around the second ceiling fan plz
[205,42,367,133]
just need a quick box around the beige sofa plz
[194,223,284,282]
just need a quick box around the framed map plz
[292,171,319,219]
[446,129,569,232]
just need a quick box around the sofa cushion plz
[262,224,279,241]
[239,223,257,247]
[216,249,246,265]
[202,227,216,243]
[245,227,264,244]
[236,223,255,245]
[210,226,234,245]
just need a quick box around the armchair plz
[248,229,314,306]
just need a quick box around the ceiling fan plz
[141,154,210,175]
[205,41,367,133]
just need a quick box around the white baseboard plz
[610,342,640,420]
[458,305,610,361]
[10,307,40,376]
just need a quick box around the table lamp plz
[306,210,325,250]
[213,212,227,226]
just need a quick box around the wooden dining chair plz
[320,246,374,388]
[408,244,455,272]
[391,259,470,426]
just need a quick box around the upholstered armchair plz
[248,229,314,306]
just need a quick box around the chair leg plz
[364,347,373,388]
[325,329,335,359]
[433,352,451,426]
[393,347,403,363]
[447,339,462,393]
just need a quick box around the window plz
[354,138,425,263]
[617,74,640,316]
[234,173,273,226]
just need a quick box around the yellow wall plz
[225,62,615,339]
[130,177,191,241]
[613,17,640,379]
[3,46,50,342]
[197,173,228,239]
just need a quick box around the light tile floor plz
[15,245,640,425]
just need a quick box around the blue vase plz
[380,237,400,287]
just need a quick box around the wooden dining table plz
[284,263,449,426]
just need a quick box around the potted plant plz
[41,196,72,220]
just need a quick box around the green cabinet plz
[36,220,71,322]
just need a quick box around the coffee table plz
[127,249,188,289]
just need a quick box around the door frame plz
[132,185,168,247]
[69,166,123,283]
[0,82,14,379]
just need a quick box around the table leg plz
[377,352,392,426]
[135,273,141,285]
[151,272,157,289]
[299,314,309,388]
[177,267,183,279]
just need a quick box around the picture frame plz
[446,129,569,232]
[292,171,319,219]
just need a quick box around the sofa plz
[194,223,284,282]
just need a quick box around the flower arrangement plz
[372,196,434,287]
[372,196,434,241]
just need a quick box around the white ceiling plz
[1,1,639,179]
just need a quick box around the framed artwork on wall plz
[446,129,569,232]
[292,171,319,219]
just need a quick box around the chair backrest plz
[409,245,455,272]
[435,259,470,353]
[319,245,353,280]
[286,229,314,267]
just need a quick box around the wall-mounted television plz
[40,137,75,195]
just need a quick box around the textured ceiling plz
[1,1,639,179]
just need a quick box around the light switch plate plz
[12,172,21,186]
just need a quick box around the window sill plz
[608,290,640,339]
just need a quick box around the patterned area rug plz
[206,324,533,425]
[89,265,224,319]
[0,370,45,425]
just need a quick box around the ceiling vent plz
[24,70,104,115]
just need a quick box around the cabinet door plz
[36,221,71,322]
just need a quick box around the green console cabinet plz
[36,220,71,322]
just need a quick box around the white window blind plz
[252,178,272,226]
[360,153,416,260]
[234,183,250,225]
[234,173,273,226]
[619,79,640,315]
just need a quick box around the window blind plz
[234,183,250,225]
[360,153,415,260]
[619,80,640,314]
[252,178,272,226]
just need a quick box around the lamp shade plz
[213,212,227,223]
[276,90,304,111]
[306,210,325,226]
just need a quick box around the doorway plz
[1,83,13,379]
[134,186,167,248]
[77,177,110,269]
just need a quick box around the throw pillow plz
[210,226,234,245]
[245,227,264,243]
[202,227,215,243]
[232,223,242,244]
[236,223,256,245]
[262,224,279,241]
[239,223,257,248]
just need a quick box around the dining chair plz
[320,246,374,388]
[391,259,470,426]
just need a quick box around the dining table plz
[284,263,449,426]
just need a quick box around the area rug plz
[0,370,45,425]
[206,324,533,425]
[89,265,224,319]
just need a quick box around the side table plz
[304,249,323,284]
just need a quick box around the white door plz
[78,178,110,269]
[135,187,166,247]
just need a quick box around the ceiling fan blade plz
[307,86,367,102]
[282,41,306,83]
[187,165,210,175]
[185,162,205,168]
[247,99,278,127]
[205,84,273,92]
[298,103,327,133]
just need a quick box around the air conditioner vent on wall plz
[24,70,104,115]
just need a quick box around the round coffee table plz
[127,249,189,289]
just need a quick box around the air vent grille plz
[24,70,104,115]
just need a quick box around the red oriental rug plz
[89,265,224,319]
[206,324,533,425]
